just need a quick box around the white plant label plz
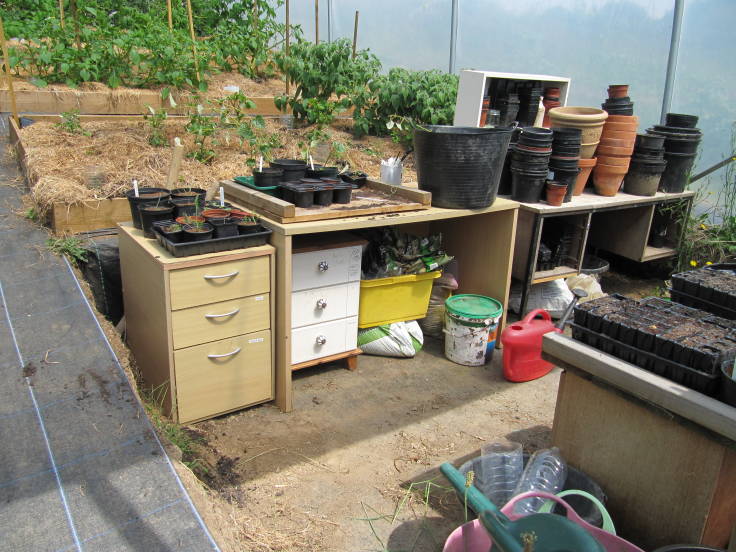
[219,187,225,206]
[133,179,139,197]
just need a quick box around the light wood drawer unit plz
[291,317,359,364]
[291,282,359,328]
[291,244,362,291]
[118,222,275,423]
[171,294,270,350]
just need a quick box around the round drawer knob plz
[315,335,327,345]
[316,298,327,309]
[318,261,329,272]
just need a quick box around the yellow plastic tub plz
[358,271,441,328]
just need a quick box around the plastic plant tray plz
[571,322,722,397]
[233,175,281,197]
[153,224,272,257]
[669,288,736,320]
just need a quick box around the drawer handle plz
[207,347,242,359]
[315,335,327,345]
[318,261,329,272]
[204,308,240,319]
[316,299,327,309]
[203,270,239,280]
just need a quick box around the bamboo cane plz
[0,17,18,126]
[166,0,173,31]
[70,0,81,49]
[185,0,200,83]
[352,11,359,58]
[285,0,290,96]
[58,0,65,29]
[315,0,319,44]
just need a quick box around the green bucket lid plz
[445,294,503,320]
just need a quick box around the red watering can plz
[502,289,586,382]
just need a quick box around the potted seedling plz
[159,222,184,243]
[182,218,214,241]
[175,196,204,224]
[210,215,239,238]
[139,196,175,239]
[237,214,261,235]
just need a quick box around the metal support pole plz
[660,0,685,124]
[449,0,459,74]
[327,0,332,43]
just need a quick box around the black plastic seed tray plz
[669,288,736,320]
[153,225,272,257]
[671,264,736,312]
[571,322,722,397]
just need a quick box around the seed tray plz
[671,264,736,311]
[153,224,272,257]
[669,288,736,320]
[571,323,722,397]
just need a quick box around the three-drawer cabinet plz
[118,223,275,423]
[291,234,366,367]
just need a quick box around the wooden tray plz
[221,179,431,223]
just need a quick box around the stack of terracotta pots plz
[593,114,639,196]
[547,106,608,159]
[542,87,561,128]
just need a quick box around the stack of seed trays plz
[670,264,736,320]
[572,294,736,398]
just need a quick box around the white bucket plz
[444,311,492,366]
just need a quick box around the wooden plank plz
[365,179,432,205]
[224,179,430,224]
[503,189,695,214]
[642,245,677,261]
[552,370,725,549]
[51,198,132,234]
[588,205,653,261]
[511,209,535,280]
[165,141,185,188]
[702,447,736,547]
[291,348,362,371]
[272,230,293,412]
[543,333,736,443]
[532,266,578,284]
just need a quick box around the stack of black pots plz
[498,126,522,195]
[623,134,667,196]
[510,127,552,203]
[644,113,701,193]
[496,93,520,127]
[550,127,582,203]
[517,86,543,126]
[601,96,634,116]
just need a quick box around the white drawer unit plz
[291,233,366,370]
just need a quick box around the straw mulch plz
[18,118,416,214]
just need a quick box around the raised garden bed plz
[573,294,736,402]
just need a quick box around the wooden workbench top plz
[542,332,736,443]
[502,189,694,214]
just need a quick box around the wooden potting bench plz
[544,332,736,550]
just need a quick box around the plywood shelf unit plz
[453,69,571,127]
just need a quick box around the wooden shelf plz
[533,265,578,283]
[642,245,678,261]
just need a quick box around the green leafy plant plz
[274,39,381,125]
[185,104,217,163]
[23,206,40,222]
[144,106,168,147]
[47,236,88,265]
[56,109,90,136]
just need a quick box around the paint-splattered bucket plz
[444,295,503,366]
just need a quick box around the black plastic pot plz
[154,220,185,243]
[660,152,697,193]
[665,113,699,129]
[126,187,170,229]
[519,126,553,141]
[552,127,582,144]
[306,165,339,179]
[210,217,239,238]
[271,158,307,182]
[652,545,725,552]
[237,220,261,235]
[549,156,580,171]
[284,184,315,208]
[183,222,214,241]
[552,167,580,203]
[498,149,514,196]
[414,125,513,209]
[635,133,665,151]
[340,171,367,188]
[650,124,702,136]
[171,197,197,219]
[511,168,547,203]
[333,183,352,204]
[253,167,284,188]
[170,187,206,205]
[313,183,334,206]
[139,201,175,238]
[663,137,701,154]
[624,162,666,196]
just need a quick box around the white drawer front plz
[291,282,359,329]
[291,316,358,365]
[292,245,362,291]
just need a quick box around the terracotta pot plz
[607,114,639,124]
[580,141,600,159]
[596,144,634,157]
[201,208,231,222]
[596,155,631,169]
[599,136,636,149]
[593,163,628,196]
[575,157,597,195]
[545,87,561,97]
[175,215,205,225]
[607,84,629,99]
[545,181,567,206]
[479,108,489,127]
[603,121,638,133]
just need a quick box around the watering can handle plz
[536,489,617,534]
[521,309,552,325]
[502,490,590,525]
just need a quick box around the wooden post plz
[314,0,319,44]
[285,0,290,96]
[58,0,65,29]
[185,0,201,83]
[166,0,173,31]
[0,17,18,126]
[352,11,359,58]
[166,139,185,188]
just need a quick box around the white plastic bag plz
[509,279,573,318]
[357,320,423,357]
[565,274,606,303]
